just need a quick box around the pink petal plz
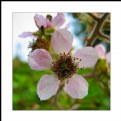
[18,32,35,38]
[28,49,53,70]
[106,52,111,63]
[51,29,73,54]
[34,14,47,28]
[37,74,60,100]
[64,74,88,99]
[51,13,65,29]
[95,44,106,59]
[73,47,98,68]
[65,23,70,29]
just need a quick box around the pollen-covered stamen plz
[28,38,50,51]
[51,52,80,81]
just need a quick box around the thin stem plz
[52,82,64,108]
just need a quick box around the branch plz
[98,31,110,43]
[86,13,110,46]
[101,13,109,22]
[83,73,94,78]
[88,13,99,21]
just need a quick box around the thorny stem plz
[88,13,100,21]
[86,13,110,46]
[52,82,64,109]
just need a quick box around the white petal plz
[95,44,106,59]
[73,47,98,68]
[51,29,73,54]
[28,49,53,70]
[37,74,60,100]
[106,52,111,63]
[64,74,88,99]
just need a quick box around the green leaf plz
[77,68,93,75]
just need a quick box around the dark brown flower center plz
[51,52,79,81]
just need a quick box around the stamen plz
[51,53,79,81]
[29,37,50,51]
[67,52,70,55]
[66,80,69,83]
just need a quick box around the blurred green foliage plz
[13,57,110,110]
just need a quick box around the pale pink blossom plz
[95,44,110,63]
[34,14,47,28]
[34,13,65,29]
[19,13,65,38]
[28,29,98,100]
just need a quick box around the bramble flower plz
[19,13,65,38]
[34,13,65,29]
[95,44,110,63]
[94,44,110,77]
[28,29,98,100]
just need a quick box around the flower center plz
[52,52,79,81]
[29,38,50,51]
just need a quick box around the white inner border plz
[2,1,121,121]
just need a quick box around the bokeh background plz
[13,13,110,110]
